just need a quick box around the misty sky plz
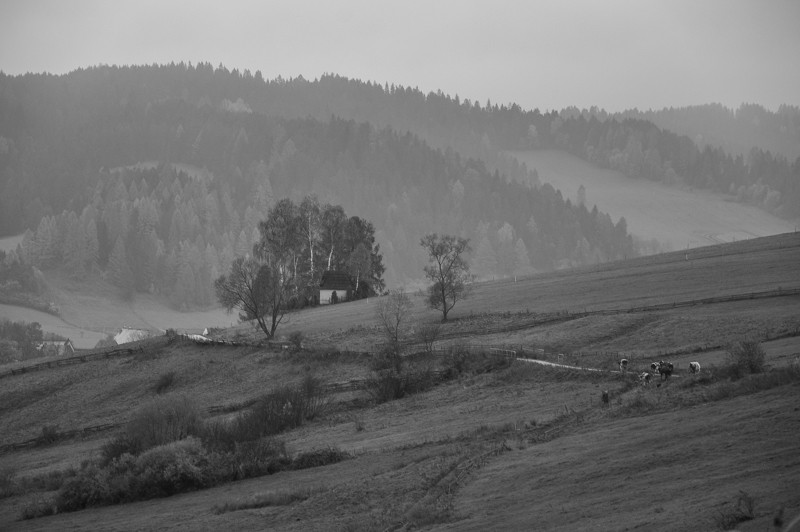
[1,0,798,113]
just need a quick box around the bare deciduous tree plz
[214,257,291,339]
[374,289,413,361]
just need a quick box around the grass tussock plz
[35,424,60,446]
[153,371,176,394]
[714,491,756,530]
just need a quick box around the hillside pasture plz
[510,149,797,251]
[2,235,799,530]
[438,383,800,532]
[2,355,797,531]
[277,233,800,356]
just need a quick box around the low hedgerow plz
[56,437,213,511]
[20,495,56,520]
[16,467,78,495]
[365,365,437,403]
[439,346,513,380]
[21,380,342,519]
[44,438,345,516]
[291,447,350,470]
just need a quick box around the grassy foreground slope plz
[1,234,799,530]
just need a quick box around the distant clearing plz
[0,270,236,348]
[0,304,106,349]
[509,150,797,251]
[0,233,23,252]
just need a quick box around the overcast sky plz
[1,0,798,113]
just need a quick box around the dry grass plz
[2,235,799,530]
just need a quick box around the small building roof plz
[319,271,353,291]
[114,327,151,345]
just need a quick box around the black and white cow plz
[619,359,629,372]
[688,361,701,374]
[639,372,651,385]
[650,361,660,372]
[658,361,674,380]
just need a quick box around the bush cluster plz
[44,379,339,517]
[439,345,513,380]
[366,347,437,403]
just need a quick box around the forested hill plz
[613,103,800,162]
[0,68,634,303]
[2,64,796,226]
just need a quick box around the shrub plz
[288,331,304,351]
[727,340,766,379]
[153,371,176,394]
[20,496,56,520]
[439,346,512,380]
[57,438,213,510]
[202,382,324,452]
[36,425,60,446]
[229,439,290,479]
[55,464,109,512]
[127,437,210,499]
[366,369,407,403]
[0,465,15,498]
[417,322,442,354]
[714,490,756,530]
[125,395,202,452]
[101,433,142,465]
[297,374,330,420]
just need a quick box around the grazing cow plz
[658,361,674,380]
[619,358,629,372]
[650,362,660,372]
[688,361,701,374]
[601,390,609,405]
[639,372,651,385]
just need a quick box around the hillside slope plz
[511,150,796,251]
[1,234,798,530]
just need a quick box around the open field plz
[0,234,23,253]
[1,234,799,530]
[510,150,797,251]
[1,270,238,348]
[0,304,107,349]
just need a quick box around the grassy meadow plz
[0,233,799,531]
[510,150,797,251]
